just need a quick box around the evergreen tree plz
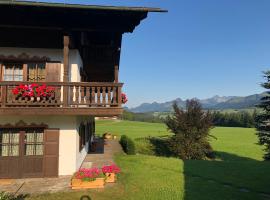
[165,99,214,160]
[255,71,270,160]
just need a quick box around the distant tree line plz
[122,110,258,128]
[211,110,257,128]
[121,110,163,123]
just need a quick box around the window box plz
[71,178,105,189]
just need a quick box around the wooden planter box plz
[105,173,116,183]
[71,178,105,189]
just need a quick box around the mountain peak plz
[127,93,264,113]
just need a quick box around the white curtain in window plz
[3,66,13,81]
[3,64,23,81]
[0,131,19,157]
[25,131,43,156]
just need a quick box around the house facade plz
[0,1,165,178]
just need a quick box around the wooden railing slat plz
[97,87,101,105]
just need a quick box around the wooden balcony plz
[0,81,123,116]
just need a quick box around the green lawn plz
[95,120,170,139]
[28,120,270,200]
[210,127,263,161]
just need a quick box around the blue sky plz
[35,0,270,107]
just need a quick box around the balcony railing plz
[0,81,123,108]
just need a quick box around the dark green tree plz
[165,99,214,160]
[255,71,270,160]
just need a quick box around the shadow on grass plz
[14,194,29,200]
[183,151,270,200]
[148,137,172,157]
[134,136,174,157]
[0,193,29,200]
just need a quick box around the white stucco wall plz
[0,47,83,82]
[0,115,89,176]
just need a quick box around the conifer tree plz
[255,71,270,160]
[165,99,214,159]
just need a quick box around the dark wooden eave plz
[0,1,167,33]
[0,107,123,116]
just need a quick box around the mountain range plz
[127,93,266,113]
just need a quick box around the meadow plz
[29,120,270,200]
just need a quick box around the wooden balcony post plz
[63,35,70,107]
[117,86,122,107]
[114,65,119,83]
[1,85,6,107]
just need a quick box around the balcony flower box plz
[12,83,55,100]
[71,168,105,189]
[102,164,121,183]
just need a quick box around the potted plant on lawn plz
[102,164,121,183]
[71,167,106,189]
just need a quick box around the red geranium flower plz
[121,93,128,104]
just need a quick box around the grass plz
[95,120,170,139]
[28,155,184,200]
[27,120,270,200]
[210,127,263,161]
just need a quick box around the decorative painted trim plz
[0,53,50,62]
[0,120,48,128]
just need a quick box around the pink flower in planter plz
[102,164,121,174]
[75,167,103,181]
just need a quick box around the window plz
[24,129,44,156]
[27,63,46,82]
[1,62,47,82]
[0,128,44,157]
[78,120,95,152]
[2,63,23,81]
[0,129,20,157]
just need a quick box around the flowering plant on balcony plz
[102,164,121,174]
[74,167,105,182]
[121,93,128,104]
[12,83,55,98]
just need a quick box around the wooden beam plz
[1,86,6,107]
[63,35,70,107]
[114,65,119,83]
[63,35,70,82]
[0,107,123,116]
[23,64,27,81]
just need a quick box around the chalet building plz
[0,1,165,178]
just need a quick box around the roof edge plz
[0,1,168,12]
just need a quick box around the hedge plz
[119,135,136,155]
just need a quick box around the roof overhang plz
[0,1,167,33]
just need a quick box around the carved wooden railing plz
[0,82,123,108]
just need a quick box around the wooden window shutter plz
[23,64,27,81]
[45,63,61,82]
[43,129,59,177]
